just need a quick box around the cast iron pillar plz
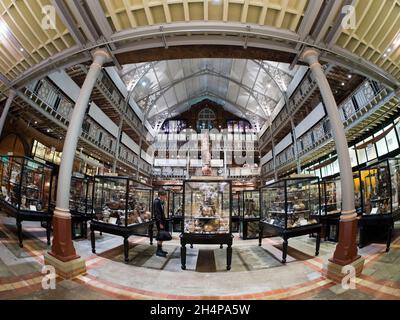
[45,48,111,278]
[302,48,364,282]
[0,89,16,137]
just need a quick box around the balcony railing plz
[22,79,146,170]
[259,70,317,146]
[262,80,391,175]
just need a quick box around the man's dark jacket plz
[153,197,165,226]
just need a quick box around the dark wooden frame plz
[180,179,233,270]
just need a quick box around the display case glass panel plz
[93,176,152,227]
[322,176,341,215]
[70,175,93,215]
[128,183,152,226]
[242,190,260,219]
[0,156,53,214]
[260,177,320,229]
[183,180,231,234]
[353,171,363,214]
[173,192,183,217]
[389,157,400,213]
[232,191,240,217]
[359,161,391,215]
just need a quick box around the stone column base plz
[44,252,86,279]
[324,256,365,283]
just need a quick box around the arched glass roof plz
[118,58,305,131]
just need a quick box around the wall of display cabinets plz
[259,176,322,263]
[181,179,233,270]
[240,190,260,240]
[0,152,397,268]
[90,175,154,262]
[0,156,54,247]
[304,155,400,250]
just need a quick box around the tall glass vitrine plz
[181,179,233,270]
[0,156,54,247]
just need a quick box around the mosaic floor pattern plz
[0,213,399,300]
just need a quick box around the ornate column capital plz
[8,89,16,98]
[91,47,111,67]
[301,48,321,67]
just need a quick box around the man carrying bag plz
[153,190,172,257]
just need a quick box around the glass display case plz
[181,179,233,270]
[90,176,154,262]
[259,176,322,263]
[388,157,400,220]
[355,158,398,251]
[172,190,183,232]
[152,185,183,232]
[322,176,341,216]
[240,190,260,239]
[69,174,93,239]
[0,156,53,247]
[359,161,391,216]
[318,175,342,242]
[231,191,240,233]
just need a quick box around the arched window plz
[197,108,216,131]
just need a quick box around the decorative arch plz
[0,133,29,156]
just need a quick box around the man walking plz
[153,190,168,257]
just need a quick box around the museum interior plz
[0,0,399,301]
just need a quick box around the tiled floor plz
[0,212,399,300]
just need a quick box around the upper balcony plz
[262,79,399,178]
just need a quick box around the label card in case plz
[109,217,117,224]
